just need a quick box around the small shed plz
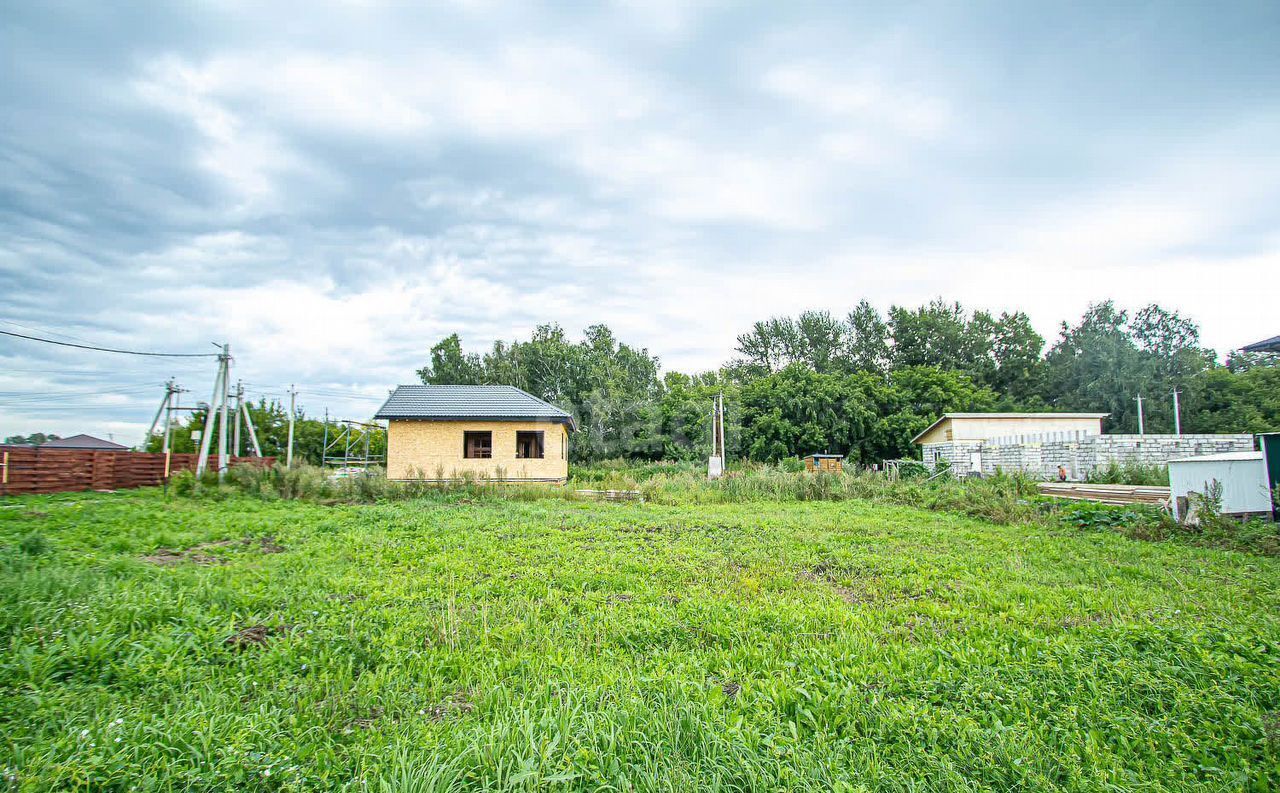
[804,453,844,473]
[1168,451,1271,521]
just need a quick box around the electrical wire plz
[0,329,220,358]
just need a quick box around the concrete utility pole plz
[232,380,244,457]
[1172,390,1182,436]
[322,408,329,468]
[707,393,725,480]
[217,344,230,478]
[1134,394,1145,436]
[196,347,228,477]
[240,399,263,457]
[286,385,296,468]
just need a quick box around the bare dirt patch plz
[800,567,866,605]
[427,691,475,721]
[144,536,285,566]
[348,707,385,730]
[225,624,291,650]
[326,593,364,603]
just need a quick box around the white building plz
[1168,452,1272,520]
[914,412,1255,479]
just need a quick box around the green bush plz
[1086,461,1170,486]
[18,530,50,556]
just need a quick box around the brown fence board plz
[0,446,274,495]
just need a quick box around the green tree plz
[417,334,485,385]
[3,432,60,445]
[1041,302,1153,432]
[845,300,891,374]
[888,299,995,385]
[989,311,1045,405]
[1184,366,1280,434]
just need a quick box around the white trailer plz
[1168,451,1270,521]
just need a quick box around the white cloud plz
[4,1,1279,442]
[762,61,951,139]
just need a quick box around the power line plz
[0,319,97,345]
[0,329,219,358]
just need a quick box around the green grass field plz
[2,490,1278,791]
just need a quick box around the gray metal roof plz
[1242,334,1280,353]
[374,385,576,429]
[40,434,129,450]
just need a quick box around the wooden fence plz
[0,446,275,496]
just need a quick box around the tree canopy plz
[414,299,1276,464]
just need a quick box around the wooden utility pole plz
[286,385,296,468]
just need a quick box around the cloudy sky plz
[2,1,1279,443]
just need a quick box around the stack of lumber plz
[1037,482,1171,506]
[573,489,643,502]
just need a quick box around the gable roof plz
[40,433,129,450]
[910,412,1109,445]
[374,385,577,430]
[1242,334,1280,354]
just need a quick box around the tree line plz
[419,299,1279,464]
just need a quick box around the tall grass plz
[2,491,1279,789]
[1085,461,1170,486]
[190,461,1043,527]
[174,460,1278,555]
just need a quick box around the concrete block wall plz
[921,434,1255,480]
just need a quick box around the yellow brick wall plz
[386,420,569,482]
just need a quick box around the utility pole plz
[145,380,173,449]
[240,399,263,456]
[162,381,187,453]
[196,348,228,477]
[232,380,244,457]
[286,385,296,468]
[322,408,329,468]
[217,344,231,478]
[1134,394,1145,436]
[1172,389,1182,436]
[718,392,726,468]
[707,392,725,480]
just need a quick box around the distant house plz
[1241,334,1280,354]
[912,411,1254,480]
[913,413,1108,447]
[374,385,576,483]
[914,412,1109,474]
[39,434,129,451]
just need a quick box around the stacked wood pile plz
[573,489,643,502]
[1036,482,1171,507]
[0,446,274,495]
